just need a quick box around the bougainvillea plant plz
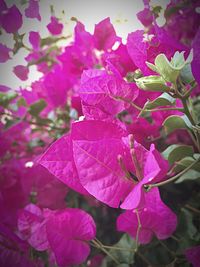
[0,0,200,266]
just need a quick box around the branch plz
[91,239,120,265]
[144,157,200,191]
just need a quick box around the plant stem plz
[179,88,200,151]
[91,239,120,265]
[181,98,196,125]
[136,251,153,266]
[185,204,200,214]
[1,112,64,131]
[158,240,176,256]
[92,237,137,252]
[114,96,184,113]
[135,209,141,251]
[99,245,134,251]
[25,118,64,131]
[171,235,180,242]
[144,157,200,190]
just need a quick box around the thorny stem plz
[144,157,200,191]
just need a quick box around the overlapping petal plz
[46,208,96,267]
[117,188,177,244]
[94,18,120,51]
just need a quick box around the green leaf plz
[146,61,158,73]
[17,97,27,107]
[163,115,191,135]
[154,51,193,84]
[35,117,53,125]
[101,234,135,266]
[41,37,55,46]
[162,144,178,160]
[136,75,170,92]
[173,156,200,172]
[143,93,175,110]
[184,49,193,65]
[111,234,135,264]
[116,264,129,267]
[9,103,18,112]
[180,64,195,84]
[175,169,200,183]
[162,145,194,165]
[27,138,46,149]
[0,91,18,108]
[155,54,180,83]
[28,99,47,117]
[176,209,200,241]
[171,51,185,69]
[152,5,162,16]
[4,118,21,130]
[141,241,173,265]
[13,33,26,54]
[40,36,65,47]
[193,153,200,160]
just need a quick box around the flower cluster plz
[0,0,200,266]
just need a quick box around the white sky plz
[0,0,169,89]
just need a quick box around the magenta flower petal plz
[120,182,145,210]
[137,8,153,28]
[47,16,63,35]
[20,164,68,210]
[127,30,149,74]
[102,43,137,77]
[1,5,22,33]
[46,208,96,267]
[0,0,7,11]
[185,245,200,267]
[121,142,168,210]
[13,65,29,81]
[80,69,138,117]
[73,138,133,208]
[117,188,177,244]
[71,120,133,207]
[117,209,154,244]
[18,204,49,251]
[25,0,41,21]
[75,21,94,49]
[38,134,88,195]
[192,28,200,86]
[94,17,121,51]
[71,120,126,140]
[29,31,40,50]
[0,223,43,267]
[0,43,11,63]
